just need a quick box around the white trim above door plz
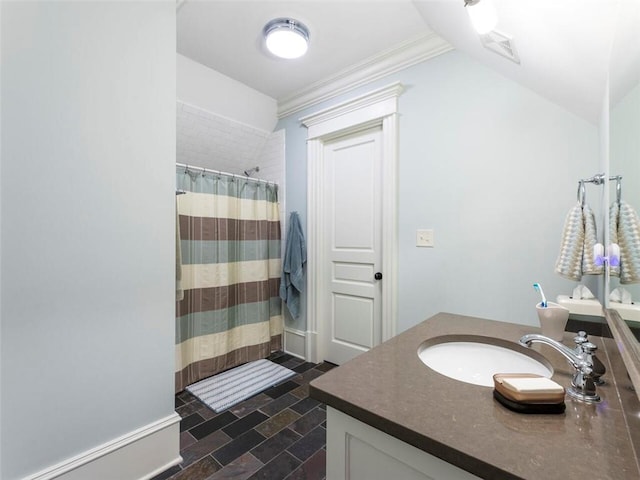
[300,82,402,364]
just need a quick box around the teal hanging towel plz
[280,211,307,318]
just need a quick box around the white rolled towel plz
[572,285,595,300]
[610,287,633,304]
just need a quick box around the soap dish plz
[493,390,566,414]
[493,373,566,414]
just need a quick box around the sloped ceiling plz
[177,0,640,124]
[413,0,618,124]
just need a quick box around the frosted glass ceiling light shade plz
[464,0,498,35]
[263,18,310,59]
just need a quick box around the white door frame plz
[300,82,403,364]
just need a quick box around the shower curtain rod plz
[176,162,276,186]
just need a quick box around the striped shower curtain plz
[175,168,283,392]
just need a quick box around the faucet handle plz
[574,331,589,354]
[580,341,606,385]
[581,341,597,354]
[574,330,588,345]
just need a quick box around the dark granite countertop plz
[310,313,640,480]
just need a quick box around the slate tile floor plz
[152,353,335,480]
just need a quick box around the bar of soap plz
[502,377,564,394]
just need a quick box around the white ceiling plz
[177,0,640,124]
[177,0,431,100]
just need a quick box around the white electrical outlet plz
[416,229,434,247]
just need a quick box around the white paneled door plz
[323,127,383,364]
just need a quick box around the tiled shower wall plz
[176,100,286,219]
[259,128,286,222]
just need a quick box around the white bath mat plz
[186,359,296,413]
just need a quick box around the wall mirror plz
[606,0,640,394]
[608,8,640,327]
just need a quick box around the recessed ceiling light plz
[263,18,310,59]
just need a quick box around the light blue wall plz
[278,50,600,334]
[0,2,175,478]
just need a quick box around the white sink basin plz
[417,335,553,387]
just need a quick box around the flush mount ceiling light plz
[464,0,498,35]
[263,18,309,59]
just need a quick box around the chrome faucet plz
[573,331,606,385]
[519,333,601,403]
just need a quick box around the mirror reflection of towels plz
[610,287,633,304]
[610,200,640,284]
[581,204,602,276]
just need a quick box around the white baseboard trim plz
[284,327,306,360]
[305,330,319,364]
[24,413,182,480]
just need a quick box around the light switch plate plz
[417,229,434,247]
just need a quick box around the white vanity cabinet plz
[311,314,640,480]
[326,407,481,480]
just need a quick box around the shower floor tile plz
[151,353,336,480]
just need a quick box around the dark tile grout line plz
[152,353,336,480]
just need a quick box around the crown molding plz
[277,32,453,119]
[300,82,404,136]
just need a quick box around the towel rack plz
[577,173,622,206]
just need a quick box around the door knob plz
[374,272,383,280]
